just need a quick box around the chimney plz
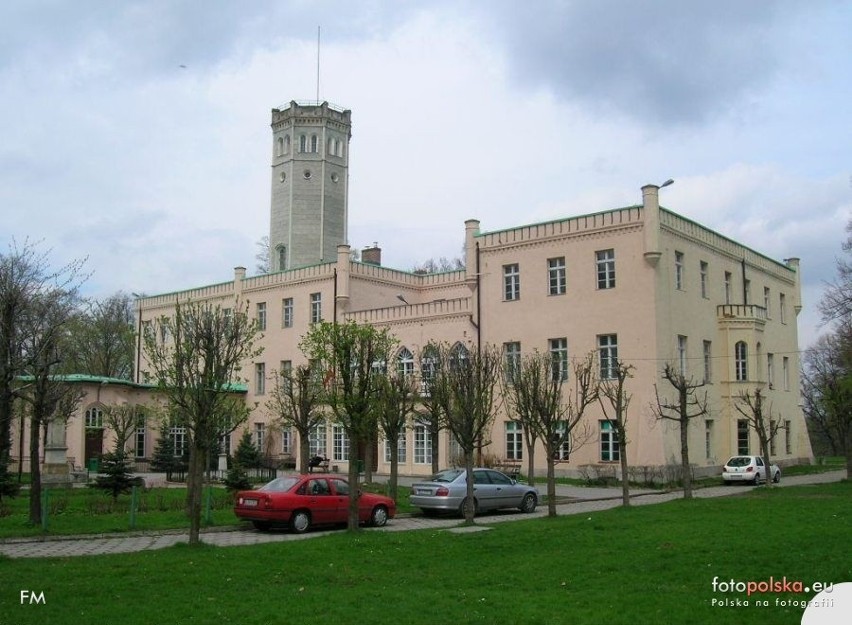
[362,243,381,266]
[641,185,662,266]
[234,266,246,298]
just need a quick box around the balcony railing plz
[717,304,767,321]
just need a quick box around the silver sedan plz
[410,468,538,516]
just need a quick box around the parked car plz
[410,468,538,516]
[722,455,781,485]
[234,474,396,532]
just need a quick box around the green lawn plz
[1,481,849,625]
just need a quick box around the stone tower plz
[269,100,352,271]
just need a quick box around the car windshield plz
[259,477,301,492]
[726,457,752,467]
[430,469,464,483]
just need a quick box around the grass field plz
[1,481,849,625]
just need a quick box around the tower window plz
[330,172,339,183]
[276,137,284,157]
[277,246,286,271]
[310,134,318,153]
[299,135,307,153]
[303,170,312,180]
[283,135,290,154]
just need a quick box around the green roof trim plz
[475,205,641,238]
[16,374,248,393]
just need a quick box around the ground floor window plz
[414,425,432,464]
[134,418,146,459]
[281,428,292,455]
[784,420,792,454]
[170,427,187,458]
[505,421,523,460]
[332,426,349,461]
[384,428,407,463]
[309,424,327,458]
[599,421,619,462]
[705,419,713,459]
[737,419,749,455]
[551,421,570,460]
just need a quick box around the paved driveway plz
[0,471,843,559]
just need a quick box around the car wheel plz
[252,520,271,531]
[459,497,478,518]
[773,471,781,484]
[290,510,311,534]
[370,505,389,527]
[520,493,537,513]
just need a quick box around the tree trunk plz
[389,437,398,502]
[430,427,440,474]
[28,412,42,526]
[680,414,692,499]
[363,431,373,483]
[347,434,360,530]
[463,453,475,524]
[525,432,536,486]
[546,456,557,517]
[618,423,629,507]
[298,428,310,474]
[186,446,204,545]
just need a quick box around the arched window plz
[397,347,414,377]
[420,345,440,396]
[85,406,104,429]
[328,137,334,155]
[735,341,748,381]
[299,135,307,153]
[276,137,284,157]
[450,342,469,370]
[283,135,290,154]
[310,134,318,153]
[277,245,287,271]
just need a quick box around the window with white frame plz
[600,421,619,462]
[397,347,414,377]
[782,356,790,390]
[309,424,327,458]
[332,425,349,461]
[171,426,188,457]
[280,428,292,455]
[677,335,688,376]
[596,249,616,289]
[503,263,520,301]
[256,302,267,331]
[504,341,521,384]
[505,421,523,460]
[705,419,714,459]
[254,422,266,454]
[700,261,708,298]
[134,412,146,459]
[598,334,618,380]
[282,297,293,328]
[551,421,570,460]
[85,406,104,428]
[420,346,438,396]
[310,292,322,323]
[255,362,266,395]
[448,434,463,465]
[703,340,712,383]
[737,419,749,455]
[675,251,684,290]
[218,430,232,457]
[549,337,568,382]
[734,342,748,381]
[724,271,732,304]
[548,257,566,295]
[384,428,407,463]
[413,425,432,464]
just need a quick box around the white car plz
[722,455,781,485]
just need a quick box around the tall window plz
[503,263,520,301]
[700,261,708,298]
[764,287,771,316]
[549,338,568,381]
[255,362,266,395]
[744,280,751,305]
[397,347,414,377]
[282,297,294,328]
[332,425,349,461]
[134,413,146,459]
[600,421,619,462]
[310,134,318,152]
[254,423,266,454]
[551,422,570,460]
[277,137,284,156]
[256,302,267,331]
[505,422,523,461]
[309,424,327,458]
[703,340,712,383]
[310,292,322,323]
[782,357,790,391]
[283,135,290,154]
[281,428,292,455]
[504,342,521,384]
[85,406,104,428]
[779,293,787,324]
[767,353,774,386]
[675,251,684,290]
[385,428,407,463]
[420,346,438,396]
[598,334,618,380]
[171,426,188,458]
[677,335,688,375]
[734,341,748,381]
[548,257,566,295]
[277,246,287,271]
[596,249,616,289]
[299,134,307,152]
[737,419,750,455]
[413,425,432,464]
[705,419,714,459]
[724,271,732,304]
[784,420,792,454]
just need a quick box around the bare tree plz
[599,360,634,506]
[255,236,270,274]
[374,366,418,502]
[412,256,464,274]
[428,342,502,524]
[103,403,144,456]
[416,344,444,473]
[734,388,783,485]
[62,292,135,380]
[266,364,325,474]
[300,321,397,530]
[501,349,539,486]
[819,219,852,322]
[652,363,710,499]
[142,299,262,545]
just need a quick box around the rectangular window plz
[600,421,619,462]
[256,302,267,331]
[505,421,523,461]
[784,420,792,454]
[309,424,327,458]
[724,272,732,304]
[677,335,688,376]
[767,353,774,387]
[171,426,187,458]
[596,249,616,289]
[503,341,521,384]
[780,293,787,324]
[279,359,292,378]
[700,261,708,298]
[735,342,748,382]
[764,287,771,317]
[549,338,568,382]
[282,297,294,328]
[254,422,266,454]
[737,419,750,455]
[255,362,266,395]
[744,280,751,305]
[705,419,713,459]
[675,251,684,290]
[413,425,432,464]
[281,428,292,455]
[548,257,566,295]
[332,425,349,461]
[310,292,322,323]
[384,428,407,463]
[551,421,570,460]
[134,416,146,459]
[598,334,618,380]
[782,357,790,391]
[503,263,520,301]
[219,430,232,457]
[703,340,712,383]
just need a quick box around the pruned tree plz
[300,320,397,530]
[819,219,852,322]
[599,360,634,506]
[266,364,324,474]
[374,364,418,501]
[501,348,539,486]
[142,299,262,545]
[734,388,783,486]
[62,292,135,380]
[416,344,445,473]
[428,342,502,524]
[652,363,710,499]
[412,256,465,274]
[255,236,270,274]
[103,403,144,457]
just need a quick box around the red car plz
[234,474,396,533]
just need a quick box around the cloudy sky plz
[2,1,850,348]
